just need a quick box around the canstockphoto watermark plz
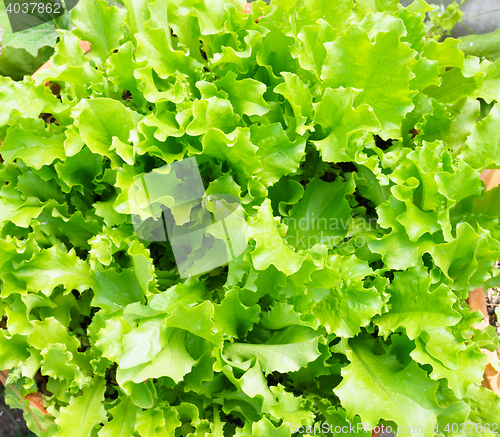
[290,423,391,435]
[290,422,499,435]
[128,157,247,278]
[3,0,79,32]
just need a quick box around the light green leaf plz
[423,38,464,70]
[269,384,314,427]
[215,70,270,117]
[424,67,480,104]
[72,0,127,63]
[367,205,438,270]
[33,30,104,92]
[13,246,94,295]
[463,384,500,427]
[310,270,383,338]
[1,20,59,57]
[411,336,486,398]
[213,288,261,340]
[119,317,165,369]
[135,408,173,437]
[29,318,81,354]
[322,21,416,137]
[0,76,60,126]
[55,377,107,437]
[286,176,356,249]
[166,301,224,347]
[122,0,150,36]
[76,98,138,161]
[95,316,130,362]
[140,107,184,141]
[107,41,148,107]
[116,328,196,384]
[54,146,103,189]
[186,97,241,136]
[472,56,500,104]
[0,330,30,369]
[256,26,297,78]
[92,267,146,313]
[374,267,460,339]
[239,417,291,436]
[415,326,465,370]
[251,122,306,187]
[274,71,313,135]
[247,199,306,275]
[135,26,203,79]
[40,342,90,389]
[98,396,138,437]
[295,21,335,78]
[460,29,500,63]
[313,87,381,162]
[460,103,500,171]
[0,120,66,170]
[289,0,353,36]
[354,0,399,15]
[224,328,321,373]
[429,222,500,291]
[202,128,261,186]
[335,337,443,437]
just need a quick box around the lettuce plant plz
[1,0,500,435]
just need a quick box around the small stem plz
[26,405,44,433]
[466,8,500,20]
[459,22,476,35]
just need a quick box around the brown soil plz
[0,391,34,437]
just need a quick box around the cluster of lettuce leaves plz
[1,0,500,435]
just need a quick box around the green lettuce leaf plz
[335,336,443,437]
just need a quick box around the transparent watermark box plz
[3,0,78,32]
[127,157,247,278]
